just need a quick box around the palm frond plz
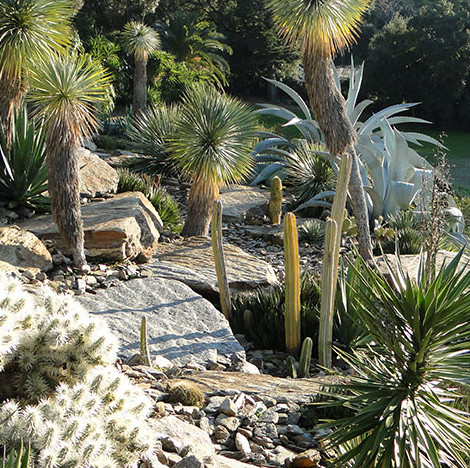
[121,22,160,60]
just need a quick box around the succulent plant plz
[0,274,156,467]
[167,381,205,407]
[269,176,282,225]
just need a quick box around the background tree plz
[0,0,73,146]
[121,21,160,115]
[28,54,111,268]
[268,0,373,261]
[171,84,257,237]
[156,11,232,87]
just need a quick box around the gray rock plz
[215,454,257,467]
[149,237,277,296]
[77,277,245,366]
[220,397,238,417]
[218,186,270,223]
[19,192,162,262]
[148,415,215,460]
[78,148,118,197]
[0,226,52,273]
[173,455,204,468]
[235,432,251,457]
[215,413,240,432]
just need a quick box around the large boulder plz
[219,186,270,224]
[149,237,277,296]
[77,277,245,366]
[78,148,119,198]
[0,226,52,273]
[18,192,162,262]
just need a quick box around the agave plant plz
[0,107,48,210]
[252,61,440,221]
[320,251,470,467]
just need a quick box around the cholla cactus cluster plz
[0,274,156,467]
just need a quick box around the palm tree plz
[156,11,232,87]
[0,0,73,146]
[171,84,257,237]
[27,54,111,268]
[121,21,160,116]
[268,0,373,261]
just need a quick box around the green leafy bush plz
[319,252,470,467]
[117,168,181,232]
[0,108,48,210]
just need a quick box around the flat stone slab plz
[149,237,277,295]
[244,218,320,245]
[77,277,245,366]
[219,186,270,224]
[172,371,342,405]
[375,250,470,280]
[0,226,52,272]
[19,192,162,262]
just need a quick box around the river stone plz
[244,218,320,246]
[77,277,245,366]
[0,226,52,272]
[219,186,270,224]
[148,415,216,460]
[78,148,118,197]
[18,192,162,262]
[149,237,277,296]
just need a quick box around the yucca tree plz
[121,21,160,116]
[0,0,73,147]
[27,54,111,268]
[268,0,372,261]
[321,252,470,467]
[171,84,257,237]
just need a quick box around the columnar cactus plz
[140,316,152,367]
[0,273,156,467]
[211,200,232,318]
[299,337,313,378]
[284,212,301,355]
[319,154,352,368]
[269,176,283,225]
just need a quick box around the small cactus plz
[286,355,298,379]
[284,212,301,355]
[299,337,313,378]
[0,273,156,467]
[269,176,283,225]
[140,316,152,367]
[167,381,205,407]
[211,200,232,319]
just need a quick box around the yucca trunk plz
[181,177,219,237]
[46,130,86,267]
[133,54,148,116]
[303,54,373,261]
[0,74,25,148]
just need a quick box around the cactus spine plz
[299,337,313,378]
[211,200,232,319]
[284,212,301,355]
[269,176,283,225]
[319,153,352,368]
[140,316,152,367]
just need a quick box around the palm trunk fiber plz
[303,54,373,261]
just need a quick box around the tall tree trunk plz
[0,74,25,148]
[303,54,373,261]
[46,131,86,267]
[133,55,148,116]
[181,177,219,237]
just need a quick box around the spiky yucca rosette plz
[0,274,156,467]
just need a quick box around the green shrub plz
[456,196,470,236]
[0,108,48,211]
[117,168,181,232]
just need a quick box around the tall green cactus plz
[319,153,352,368]
[299,337,313,378]
[269,175,283,225]
[211,200,232,318]
[284,212,301,355]
[140,316,152,367]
